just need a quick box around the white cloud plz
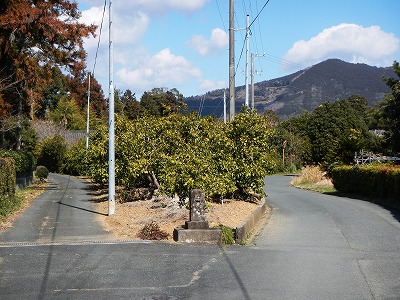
[80,0,209,15]
[283,23,400,69]
[199,79,226,91]
[79,1,209,96]
[189,28,228,56]
[81,7,148,49]
[116,48,202,92]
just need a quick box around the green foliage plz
[381,61,400,154]
[227,111,279,193]
[49,96,86,130]
[35,165,49,181]
[282,96,373,166]
[137,222,169,240]
[220,225,235,244]
[0,157,16,198]
[62,138,88,176]
[0,117,38,151]
[331,164,400,206]
[36,134,67,173]
[66,112,280,200]
[140,88,186,117]
[0,157,20,220]
[0,150,35,174]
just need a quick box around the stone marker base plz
[173,227,222,243]
[185,220,209,229]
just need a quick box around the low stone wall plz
[235,198,267,244]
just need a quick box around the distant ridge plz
[185,59,395,120]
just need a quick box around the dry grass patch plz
[291,166,336,193]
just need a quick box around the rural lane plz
[0,174,399,299]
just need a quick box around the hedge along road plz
[0,174,399,299]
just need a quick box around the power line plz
[92,0,107,76]
[215,0,227,31]
[249,0,271,28]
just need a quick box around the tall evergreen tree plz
[0,0,96,149]
[381,61,400,154]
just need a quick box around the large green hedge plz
[64,112,280,200]
[331,165,400,207]
[0,157,17,218]
[0,150,35,174]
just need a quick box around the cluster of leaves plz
[379,61,400,154]
[0,0,105,151]
[0,150,35,174]
[65,111,280,200]
[0,157,20,220]
[220,225,235,244]
[35,166,49,182]
[280,96,375,166]
[114,87,186,120]
[137,222,169,240]
[35,134,67,173]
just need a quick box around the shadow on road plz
[321,191,400,224]
[58,201,108,216]
[220,245,252,300]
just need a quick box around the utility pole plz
[86,73,90,150]
[250,54,255,109]
[223,90,227,124]
[245,15,250,107]
[250,53,265,109]
[229,0,235,121]
[108,0,115,216]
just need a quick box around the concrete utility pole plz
[245,15,250,107]
[250,54,255,109]
[108,0,115,216]
[229,0,235,120]
[86,73,90,150]
[250,53,265,109]
[223,90,227,123]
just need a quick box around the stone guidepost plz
[173,189,222,243]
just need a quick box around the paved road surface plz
[0,174,112,243]
[0,174,399,299]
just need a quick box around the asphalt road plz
[0,174,399,299]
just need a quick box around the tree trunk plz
[16,95,22,150]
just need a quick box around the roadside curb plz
[235,198,267,244]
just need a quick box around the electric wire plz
[249,0,270,28]
[215,0,227,32]
[92,0,107,77]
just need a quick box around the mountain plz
[185,59,396,120]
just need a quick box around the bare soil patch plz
[93,190,261,241]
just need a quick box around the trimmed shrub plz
[0,157,18,219]
[36,134,67,173]
[331,165,400,206]
[0,150,35,174]
[0,158,16,197]
[35,166,49,181]
[65,113,281,200]
[62,138,88,176]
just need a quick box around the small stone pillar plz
[173,189,222,243]
[185,189,209,229]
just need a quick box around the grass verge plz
[291,166,337,194]
[0,181,48,231]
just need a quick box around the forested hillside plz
[185,59,395,120]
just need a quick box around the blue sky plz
[77,0,400,98]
